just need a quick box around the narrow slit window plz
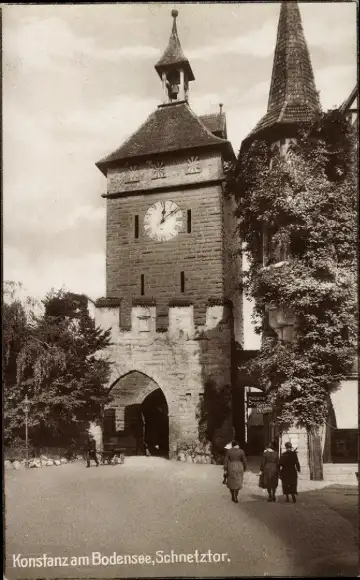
[180,271,185,293]
[187,209,192,233]
[141,274,145,296]
[134,215,139,239]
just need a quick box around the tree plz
[196,379,232,462]
[227,110,357,479]
[3,289,113,449]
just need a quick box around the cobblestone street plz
[5,458,359,578]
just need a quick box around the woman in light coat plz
[260,441,279,502]
[224,440,247,503]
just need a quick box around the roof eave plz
[240,119,315,156]
[96,140,234,176]
[95,160,108,177]
[154,60,195,82]
[340,85,358,114]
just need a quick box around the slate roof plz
[245,1,320,142]
[340,85,358,114]
[154,10,195,81]
[96,102,232,175]
[199,113,227,138]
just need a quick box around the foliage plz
[227,110,357,432]
[197,379,232,457]
[3,289,113,448]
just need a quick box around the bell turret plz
[155,10,195,104]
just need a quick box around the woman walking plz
[260,441,279,502]
[279,441,301,503]
[224,440,247,503]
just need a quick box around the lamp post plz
[23,395,30,468]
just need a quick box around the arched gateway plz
[103,371,169,458]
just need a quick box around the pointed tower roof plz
[245,1,321,142]
[155,9,195,81]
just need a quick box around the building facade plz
[93,10,242,458]
[91,4,357,473]
[241,2,358,472]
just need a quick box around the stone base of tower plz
[280,427,311,480]
[94,300,235,461]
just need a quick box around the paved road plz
[5,458,359,578]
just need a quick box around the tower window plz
[187,210,192,233]
[134,215,139,239]
[141,274,145,296]
[180,271,185,293]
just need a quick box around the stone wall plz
[97,148,244,457]
[222,189,243,345]
[105,151,229,328]
[107,151,222,196]
[95,302,234,456]
[281,427,310,479]
[105,183,225,328]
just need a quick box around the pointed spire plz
[245,1,321,142]
[155,9,195,81]
[171,8,178,35]
[268,1,320,113]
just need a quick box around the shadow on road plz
[242,483,358,577]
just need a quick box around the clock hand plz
[160,205,167,224]
[163,208,180,221]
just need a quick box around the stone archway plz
[105,371,169,458]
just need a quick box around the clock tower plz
[94,10,242,459]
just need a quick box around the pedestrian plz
[223,440,247,503]
[85,435,99,468]
[260,441,279,502]
[222,441,232,484]
[279,441,301,503]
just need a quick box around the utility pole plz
[23,395,30,468]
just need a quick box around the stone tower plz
[94,10,242,459]
[241,1,322,470]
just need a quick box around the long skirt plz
[227,461,244,490]
[281,468,298,495]
[263,464,279,490]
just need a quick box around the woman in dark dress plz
[279,441,301,503]
[224,440,247,503]
[260,442,279,502]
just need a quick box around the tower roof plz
[155,9,195,81]
[199,112,227,139]
[245,1,321,142]
[96,102,233,175]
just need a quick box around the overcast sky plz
[2,2,356,347]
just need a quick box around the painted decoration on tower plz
[186,155,201,174]
[125,165,140,183]
[151,161,166,179]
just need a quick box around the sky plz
[2,2,357,348]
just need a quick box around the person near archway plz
[260,441,279,501]
[85,435,99,468]
[279,441,301,502]
[223,440,247,503]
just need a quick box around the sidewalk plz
[245,455,358,489]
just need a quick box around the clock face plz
[144,200,183,241]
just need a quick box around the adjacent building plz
[242,3,358,473]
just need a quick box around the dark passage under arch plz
[103,383,169,458]
[141,388,169,458]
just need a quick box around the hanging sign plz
[247,392,272,413]
[247,392,267,408]
[255,403,273,414]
